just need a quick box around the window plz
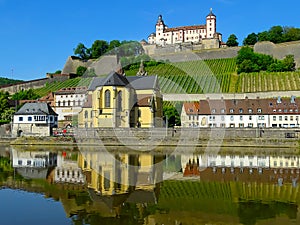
[229,109,234,113]
[19,117,23,122]
[249,115,252,120]
[290,116,293,121]
[279,116,282,121]
[105,90,111,108]
[273,116,276,121]
[68,100,71,106]
[211,109,216,114]
[285,116,288,121]
[117,91,122,112]
[58,101,61,107]
[230,116,234,121]
[63,100,66,107]
[84,110,88,119]
[239,123,244,128]
[257,108,262,113]
[221,108,225,114]
[239,108,243,113]
[248,123,253,128]
[28,116,32,122]
[240,116,243,121]
[221,115,225,121]
[248,108,253,113]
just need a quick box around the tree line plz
[73,40,144,60]
[226,25,300,47]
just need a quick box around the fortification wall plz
[254,41,300,68]
[0,75,69,94]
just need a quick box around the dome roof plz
[207,8,216,17]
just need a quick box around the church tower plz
[155,15,166,45]
[206,8,216,38]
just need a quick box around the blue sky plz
[0,0,299,81]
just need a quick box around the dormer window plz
[290,109,293,112]
[278,109,282,112]
[257,108,262,113]
[220,108,225,114]
[229,109,234,113]
[189,108,193,113]
[248,108,253,114]
[211,109,216,114]
[239,108,243,113]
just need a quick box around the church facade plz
[147,9,223,48]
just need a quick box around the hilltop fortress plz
[144,9,224,55]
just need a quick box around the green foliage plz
[243,33,258,46]
[163,104,181,126]
[236,46,295,73]
[226,34,239,47]
[11,89,40,101]
[247,25,300,44]
[74,43,91,60]
[90,40,109,59]
[0,91,10,115]
[0,77,23,86]
[76,66,87,76]
[73,40,143,60]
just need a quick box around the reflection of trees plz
[238,201,298,225]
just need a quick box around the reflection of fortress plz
[182,154,300,185]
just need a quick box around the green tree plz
[0,91,10,115]
[226,34,239,47]
[108,40,121,55]
[76,66,87,76]
[257,31,269,42]
[74,43,90,60]
[243,33,258,46]
[268,26,284,43]
[90,40,109,59]
[282,54,296,71]
[11,89,40,101]
[163,105,181,127]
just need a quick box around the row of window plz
[18,116,57,122]
[208,123,266,128]
[189,115,299,122]
[57,100,82,107]
[210,108,299,114]
[59,94,84,98]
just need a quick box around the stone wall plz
[0,75,70,94]
[254,41,300,68]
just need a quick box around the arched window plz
[63,100,66,107]
[117,91,122,112]
[105,90,111,108]
[68,100,71,106]
[84,110,88,119]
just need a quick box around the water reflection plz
[1,146,300,224]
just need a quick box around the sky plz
[0,0,299,81]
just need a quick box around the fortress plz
[146,8,223,50]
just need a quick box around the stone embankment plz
[9,128,300,153]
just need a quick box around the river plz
[0,145,300,225]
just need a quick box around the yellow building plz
[78,71,163,128]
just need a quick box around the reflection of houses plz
[54,151,85,184]
[11,148,57,179]
[53,86,87,125]
[78,71,163,128]
[182,96,300,128]
[12,102,58,137]
[182,154,300,186]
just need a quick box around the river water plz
[0,145,300,225]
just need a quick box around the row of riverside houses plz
[181,96,300,128]
[11,69,163,137]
